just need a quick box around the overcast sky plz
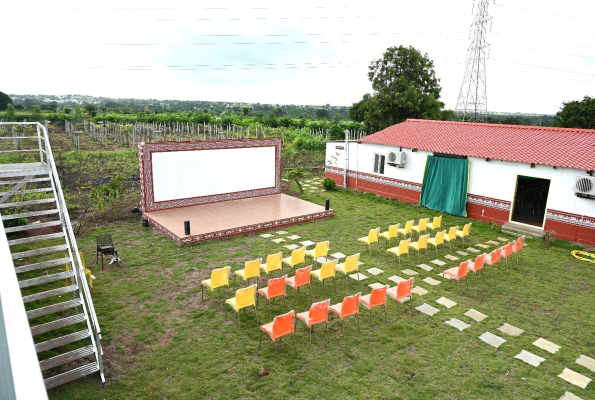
[1,0,594,114]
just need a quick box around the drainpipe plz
[344,129,349,188]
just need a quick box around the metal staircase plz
[0,122,104,390]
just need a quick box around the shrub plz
[323,178,337,190]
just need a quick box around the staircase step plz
[0,177,51,185]
[35,329,89,353]
[19,270,73,288]
[31,313,87,336]
[27,299,82,319]
[12,244,68,259]
[39,345,95,371]
[8,232,65,246]
[23,284,78,303]
[2,208,59,220]
[5,220,62,233]
[0,197,56,209]
[44,362,99,389]
[0,187,53,196]
[15,256,71,273]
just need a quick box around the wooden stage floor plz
[143,194,334,244]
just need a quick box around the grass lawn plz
[37,187,594,399]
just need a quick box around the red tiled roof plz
[359,119,595,171]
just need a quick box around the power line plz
[494,3,595,22]
[489,58,595,77]
[492,31,595,49]
[490,66,595,84]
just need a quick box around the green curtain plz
[419,156,470,217]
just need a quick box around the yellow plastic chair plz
[397,220,414,238]
[311,259,337,294]
[282,246,305,271]
[335,253,361,287]
[387,239,411,266]
[305,241,330,265]
[428,230,446,257]
[234,258,262,286]
[456,223,472,245]
[260,252,283,279]
[427,215,442,233]
[410,234,430,261]
[412,218,429,238]
[201,266,231,303]
[443,226,459,252]
[65,251,93,288]
[225,284,258,327]
[379,224,399,248]
[358,228,379,255]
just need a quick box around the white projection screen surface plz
[151,146,276,202]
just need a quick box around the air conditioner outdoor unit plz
[574,176,595,198]
[387,151,406,167]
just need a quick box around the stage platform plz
[144,194,333,244]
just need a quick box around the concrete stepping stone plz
[330,252,346,260]
[576,355,595,373]
[417,263,433,271]
[402,268,418,276]
[514,350,545,367]
[388,275,406,284]
[349,272,367,281]
[464,309,488,322]
[416,303,440,316]
[456,250,469,256]
[533,338,561,354]
[316,257,331,264]
[272,238,286,244]
[476,244,489,249]
[423,277,441,286]
[445,254,459,261]
[438,273,454,280]
[436,297,457,308]
[486,240,499,245]
[498,323,524,336]
[412,286,428,296]
[430,259,446,266]
[287,235,301,240]
[445,318,471,331]
[558,368,591,389]
[284,244,299,250]
[276,231,288,235]
[479,332,506,349]
[497,237,509,242]
[368,282,386,290]
[366,267,384,275]
[260,233,274,238]
[466,247,480,253]
[559,391,584,400]
[305,180,312,183]
[300,240,316,246]
[357,261,365,266]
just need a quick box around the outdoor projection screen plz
[138,139,282,212]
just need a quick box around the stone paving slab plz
[438,273,455,280]
[260,233,274,238]
[366,267,384,275]
[514,350,545,367]
[558,368,592,389]
[349,272,367,281]
[576,355,595,373]
[416,303,440,316]
[445,318,471,331]
[272,238,286,243]
[467,247,480,253]
[402,268,418,276]
[423,277,441,286]
[559,392,584,400]
[287,235,301,240]
[534,338,561,354]
[368,282,386,290]
[436,297,457,308]
[456,250,469,256]
[497,237,509,242]
[430,259,447,266]
[417,263,434,271]
[412,286,428,296]
[465,309,488,322]
[476,244,489,249]
[445,254,459,261]
[388,275,406,284]
[479,332,506,349]
[498,323,524,336]
[284,244,299,250]
[357,261,365,266]
[330,252,346,260]
[300,240,316,246]
[276,231,288,235]
[316,257,331,264]
[486,240,499,245]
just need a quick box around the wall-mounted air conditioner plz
[387,151,406,167]
[574,176,595,199]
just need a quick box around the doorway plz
[511,175,551,227]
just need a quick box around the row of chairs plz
[259,278,416,353]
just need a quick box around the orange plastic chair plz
[483,248,502,277]
[286,265,313,302]
[500,242,514,271]
[225,284,258,327]
[442,261,469,290]
[259,310,297,354]
[379,224,399,248]
[311,259,337,294]
[512,236,525,265]
[282,246,306,271]
[260,252,283,280]
[359,285,389,323]
[467,254,485,283]
[443,226,459,252]
[335,253,361,287]
[386,277,414,317]
[258,275,287,318]
[410,234,430,261]
[428,230,446,257]
[387,238,410,266]
[330,293,361,336]
[234,258,262,286]
[201,266,231,303]
[358,228,380,255]
[297,299,331,345]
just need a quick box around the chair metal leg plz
[309,284,313,302]
[212,289,215,305]
[334,276,337,293]
[283,296,287,312]
[326,323,329,344]
[396,301,401,318]
[309,327,312,346]
[268,300,272,319]
[356,313,360,331]
[293,333,297,354]
[384,304,387,323]
[201,285,204,301]
[342,319,345,337]
[237,311,241,327]
[254,305,258,324]
[369,308,372,323]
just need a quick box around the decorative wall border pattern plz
[144,210,334,244]
[466,194,512,211]
[325,166,422,192]
[546,209,595,229]
[139,139,282,212]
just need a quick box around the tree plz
[0,91,13,110]
[554,96,595,129]
[90,174,127,220]
[316,108,330,119]
[349,46,444,133]
[5,103,16,121]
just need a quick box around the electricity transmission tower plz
[455,0,493,122]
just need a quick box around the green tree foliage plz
[5,103,16,121]
[0,91,13,110]
[316,108,330,119]
[72,104,83,124]
[554,96,595,129]
[84,103,98,116]
[90,174,126,220]
[349,46,444,133]
[287,167,308,193]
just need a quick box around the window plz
[374,153,385,174]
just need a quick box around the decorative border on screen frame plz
[138,138,282,212]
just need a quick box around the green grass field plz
[36,187,595,399]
